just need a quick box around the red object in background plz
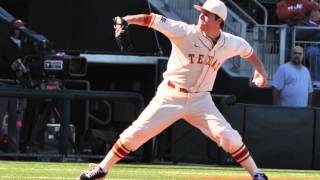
[276,0,311,25]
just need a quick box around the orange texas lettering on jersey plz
[188,54,221,71]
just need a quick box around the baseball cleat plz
[253,173,268,180]
[77,164,106,180]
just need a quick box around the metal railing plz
[220,25,287,82]
[248,25,287,80]
[0,87,145,157]
[252,0,268,26]
[225,0,259,26]
[290,26,320,82]
[244,25,320,83]
[159,0,199,23]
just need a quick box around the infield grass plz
[0,160,319,179]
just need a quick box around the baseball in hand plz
[252,70,268,88]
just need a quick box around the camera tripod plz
[21,79,76,154]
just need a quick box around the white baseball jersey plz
[149,14,253,92]
[118,14,252,157]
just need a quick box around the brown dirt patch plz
[186,175,318,180]
[165,174,318,180]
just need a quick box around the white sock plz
[99,151,121,173]
[239,156,261,177]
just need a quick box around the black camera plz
[44,55,87,77]
[1,7,88,89]
[31,54,87,78]
[11,54,87,89]
[14,24,87,78]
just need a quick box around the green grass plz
[0,160,319,179]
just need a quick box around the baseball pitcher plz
[78,0,269,180]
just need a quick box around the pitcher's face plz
[197,10,221,33]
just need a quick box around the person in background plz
[0,19,26,152]
[0,20,26,79]
[276,0,313,63]
[272,46,313,107]
[276,0,311,25]
[295,1,320,81]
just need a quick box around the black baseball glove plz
[113,16,133,52]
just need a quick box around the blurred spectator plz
[0,27,25,79]
[0,22,26,152]
[272,46,313,107]
[296,1,320,80]
[276,0,310,25]
[296,1,320,40]
[277,0,313,62]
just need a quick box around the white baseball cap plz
[194,0,228,21]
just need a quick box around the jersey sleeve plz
[272,65,285,91]
[307,70,314,93]
[237,37,254,59]
[148,13,190,39]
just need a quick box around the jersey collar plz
[196,27,225,50]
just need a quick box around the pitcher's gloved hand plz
[113,16,128,30]
[113,16,132,52]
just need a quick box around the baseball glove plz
[113,16,133,52]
